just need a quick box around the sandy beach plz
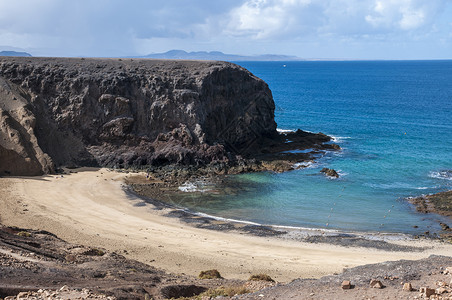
[1,168,451,283]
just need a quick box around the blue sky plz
[1,0,452,59]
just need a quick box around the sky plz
[1,0,452,59]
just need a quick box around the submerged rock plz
[320,168,339,178]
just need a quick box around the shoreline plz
[124,185,424,243]
[123,185,434,253]
[126,169,449,241]
[1,168,452,283]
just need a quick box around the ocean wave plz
[429,170,452,181]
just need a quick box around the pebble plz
[5,287,116,299]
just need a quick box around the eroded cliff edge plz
[0,57,336,176]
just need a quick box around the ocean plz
[173,60,452,235]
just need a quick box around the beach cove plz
[1,168,451,283]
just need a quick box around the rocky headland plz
[0,57,337,177]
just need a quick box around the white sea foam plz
[178,181,212,193]
[277,128,296,133]
[331,136,352,143]
[193,212,262,226]
[294,161,317,169]
[189,211,412,241]
[178,182,198,192]
[429,170,452,181]
[337,170,348,177]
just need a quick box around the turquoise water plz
[174,61,452,235]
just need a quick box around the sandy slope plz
[0,168,451,282]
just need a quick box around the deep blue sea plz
[175,61,452,235]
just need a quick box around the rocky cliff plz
[0,57,278,175]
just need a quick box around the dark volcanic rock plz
[320,167,339,178]
[408,190,452,218]
[0,57,278,175]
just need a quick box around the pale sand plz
[1,168,451,282]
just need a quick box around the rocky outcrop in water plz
[408,190,452,220]
[320,168,339,178]
[0,57,282,175]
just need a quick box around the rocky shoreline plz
[408,190,452,241]
[123,173,441,252]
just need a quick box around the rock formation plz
[320,168,339,178]
[0,57,278,175]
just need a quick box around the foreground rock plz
[0,57,338,176]
[0,225,243,300]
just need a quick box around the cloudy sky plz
[1,0,452,59]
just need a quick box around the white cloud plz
[224,0,321,39]
[0,0,451,58]
[223,0,448,39]
[364,0,444,31]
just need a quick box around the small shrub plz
[200,286,250,298]
[223,286,250,296]
[248,274,275,282]
[198,269,222,279]
[173,286,249,299]
[17,231,31,237]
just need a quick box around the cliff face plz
[0,57,277,175]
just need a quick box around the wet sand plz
[1,168,451,282]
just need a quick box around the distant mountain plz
[0,51,32,57]
[138,50,301,61]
